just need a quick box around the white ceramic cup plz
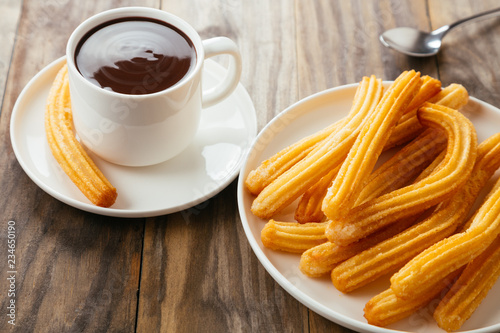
[66,7,242,166]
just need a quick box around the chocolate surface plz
[75,17,196,95]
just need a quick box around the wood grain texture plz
[0,0,21,110]
[428,0,500,106]
[137,185,308,333]
[1,0,500,332]
[296,0,433,97]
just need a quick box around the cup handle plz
[201,37,242,108]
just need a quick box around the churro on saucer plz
[45,64,117,207]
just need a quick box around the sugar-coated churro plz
[295,77,442,222]
[246,69,500,329]
[296,128,445,224]
[245,118,345,196]
[391,169,500,301]
[400,75,442,114]
[260,220,328,253]
[430,83,470,109]
[433,235,500,331]
[355,128,446,206]
[250,75,383,219]
[364,270,462,327]
[386,83,469,149]
[245,76,385,196]
[331,133,500,293]
[299,214,418,277]
[294,165,339,223]
[45,64,117,207]
[326,103,477,246]
[322,70,422,220]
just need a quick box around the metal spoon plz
[380,7,500,57]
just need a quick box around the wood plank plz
[138,189,309,332]
[136,0,306,332]
[296,0,438,98]
[0,1,156,332]
[0,0,22,109]
[428,0,500,106]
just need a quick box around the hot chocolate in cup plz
[66,7,242,166]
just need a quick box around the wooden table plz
[1,1,500,332]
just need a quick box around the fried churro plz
[250,75,383,219]
[355,128,446,206]
[331,133,500,293]
[391,168,500,301]
[45,64,117,207]
[245,76,381,196]
[260,220,328,253]
[364,270,462,327]
[299,215,418,277]
[294,165,339,223]
[401,75,442,114]
[322,70,422,220]
[295,77,441,223]
[298,129,447,275]
[326,103,477,247]
[434,235,500,331]
[245,118,345,196]
[386,83,469,149]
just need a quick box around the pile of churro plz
[246,70,500,331]
[45,64,117,207]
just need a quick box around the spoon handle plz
[439,7,500,35]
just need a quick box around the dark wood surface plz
[1,0,499,332]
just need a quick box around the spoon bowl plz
[380,27,443,57]
[380,7,500,57]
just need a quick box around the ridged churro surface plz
[45,64,117,207]
[326,103,477,246]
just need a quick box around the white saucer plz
[11,56,257,217]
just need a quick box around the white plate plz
[237,83,500,333]
[11,56,256,217]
